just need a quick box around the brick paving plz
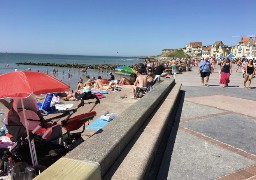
[159,65,256,180]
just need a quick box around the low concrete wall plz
[109,83,181,179]
[35,79,176,180]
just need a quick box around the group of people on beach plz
[61,59,172,100]
[198,57,255,88]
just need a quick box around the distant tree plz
[168,50,190,58]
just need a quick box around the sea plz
[0,53,143,89]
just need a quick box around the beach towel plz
[86,113,117,130]
[91,90,110,94]
[86,118,109,131]
[55,104,74,111]
[94,92,106,99]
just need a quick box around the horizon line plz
[0,51,147,58]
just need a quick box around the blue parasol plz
[227,54,235,58]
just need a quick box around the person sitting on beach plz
[132,69,147,96]
[84,75,93,87]
[147,72,154,91]
[153,63,165,84]
[76,80,84,93]
[91,76,96,86]
[166,70,174,79]
[93,76,104,90]
[108,72,115,81]
[108,72,119,88]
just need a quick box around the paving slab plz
[181,86,256,100]
[186,95,256,118]
[165,131,255,180]
[181,101,225,119]
[183,113,256,155]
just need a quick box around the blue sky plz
[0,0,255,56]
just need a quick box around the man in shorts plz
[199,57,211,86]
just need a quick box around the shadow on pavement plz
[156,90,185,180]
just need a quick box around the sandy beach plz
[0,85,138,140]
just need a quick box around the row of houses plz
[162,37,256,59]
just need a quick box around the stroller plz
[0,92,100,178]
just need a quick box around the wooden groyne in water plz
[16,62,125,70]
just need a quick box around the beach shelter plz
[0,71,70,167]
[121,66,136,74]
[115,65,125,72]
[227,54,235,58]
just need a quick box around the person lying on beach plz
[119,77,132,85]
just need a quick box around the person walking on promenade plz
[236,58,242,72]
[244,59,255,88]
[219,58,232,87]
[199,57,211,86]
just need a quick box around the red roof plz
[240,37,250,44]
[189,42,202,48]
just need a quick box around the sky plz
[0,0,255,56]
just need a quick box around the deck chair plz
[10,96,62,142]
[37,93,56,115]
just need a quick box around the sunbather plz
[119,77,132,85]
[93,76,104,90]
[76,80,84,93]
[132,69,148,97]
[84,75,93,87]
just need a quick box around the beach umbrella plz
[218,54,224,59]
[0,71,70,167]
[0,71,70,98]
[121,66,136,74]
[227,54,235,58]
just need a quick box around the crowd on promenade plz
[198,57,255,88]
[36,56,256,101]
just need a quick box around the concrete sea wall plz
[35,79,180,179]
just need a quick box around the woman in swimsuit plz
[244,60,255,88]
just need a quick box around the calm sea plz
[0,53,143,89]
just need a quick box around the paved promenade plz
[158,65,256,180]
